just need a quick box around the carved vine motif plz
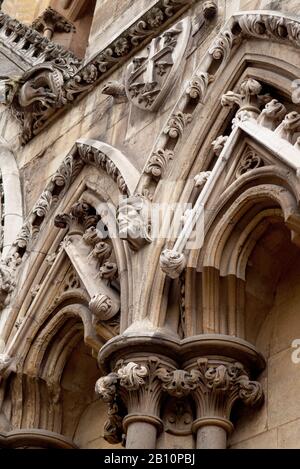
[164,112,192,139]
[186,72,214,101]
[145,149,174,180]
[235,147,264,178]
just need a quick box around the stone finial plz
[221,78,270,123]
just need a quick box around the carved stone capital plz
[160,249,186,278]
[186,358,263,425]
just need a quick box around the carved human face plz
[117,196,151,248]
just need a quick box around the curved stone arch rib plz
[0,142,23,259]
[203,185,298,272]
[6,139,139,262]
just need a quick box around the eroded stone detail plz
[117,195,152,251]
[145,149,174,180]
[160,249,186,278]
[125,17,191,111]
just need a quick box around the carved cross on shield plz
[125,17,191,111]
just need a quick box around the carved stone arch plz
[4,300,102,437]
[0,140,23,258]
[0,139,138,345]
[182,174,300,342]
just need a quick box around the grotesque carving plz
[117,195,152,251]
[102,81,127,103]
[160,249,186,278]
[125,17,191,111]
[274,111,300,143]
[32,7,75,39]
[257,99,287,130]
[5,63,66,144]
[99,262,118,281]
[203,1,218,20]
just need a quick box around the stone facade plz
[0,0,299,449]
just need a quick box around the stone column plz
[95,357,170,449]
[187,358,263,449]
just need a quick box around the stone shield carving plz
[124,17,191,111]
